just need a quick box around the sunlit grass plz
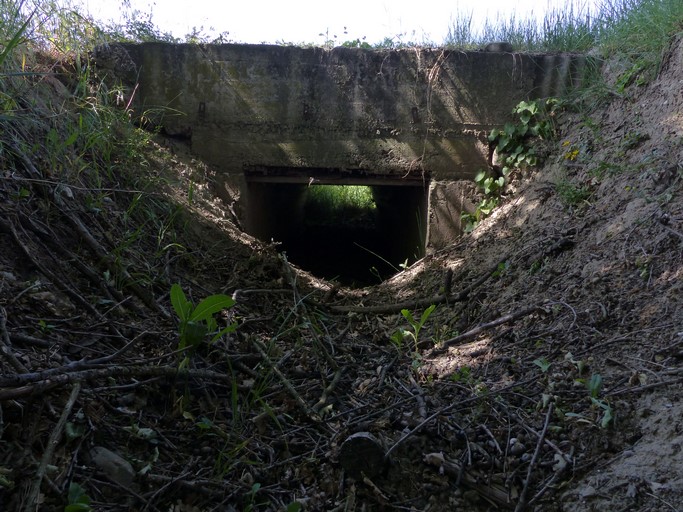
[444,0,683,57]
[444,2,596,52]
[596,0,683,58]
[304,185,376,225]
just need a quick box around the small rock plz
[578,485,597,499]
[510,441,526,456]
[90,446,135,487]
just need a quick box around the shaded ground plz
[0,37,682,512]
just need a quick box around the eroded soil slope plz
[0,37,681,511]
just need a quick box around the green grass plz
[304,185,376,225]
[444,2,596,52]
[595,0,683,68]
[444,0,683,58]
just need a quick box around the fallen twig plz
[0,365,239,401]
[0,307,29,373]
[426,303,544,357]
[251,338,319,421]
[657,216,683,241]
[385,377,536,460]
[423,452,514,509]
[22,382,81,512]
[1,216,104,320]
[606,375,683,397]
[280,253,342,418]
[514,403,553,512]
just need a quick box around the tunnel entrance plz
[244,168,429,287]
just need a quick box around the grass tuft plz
[304,185,376,225]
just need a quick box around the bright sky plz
[79,0,595,45]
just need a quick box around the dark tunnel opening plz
[244,179,429,287]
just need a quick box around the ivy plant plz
[488,98,559,177]
[463,98,560,233]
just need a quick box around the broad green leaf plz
[65,504,91,512]
[287,502,303,512]
[64,130,79,146]
[419,304,437,328]
[184,320,208,347]
[533,358,551,373]
[170,283,192,321]
[588,374,603,398]
[190,294,235,322]
[211,322,238,343]
[400,309,416,327]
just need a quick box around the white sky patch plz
[77,0,596,45]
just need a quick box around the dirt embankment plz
[0,36,682,511]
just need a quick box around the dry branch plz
[0,365,239,401]
[11,141,168,318]
[252,338,318,421]
[426,303,544,357]
[424,452,515,509]
[0,306,29,373]
[514,403,554,512]
[21,382,81,512]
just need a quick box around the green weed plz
[555,179,591,206]
[304,185,375,225]
[533,357,551,373]
[449,366,473,383]
[65,482,92,512]
[170,283,237,368]
[391,304,437,355]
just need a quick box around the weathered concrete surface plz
[94,43,589,251]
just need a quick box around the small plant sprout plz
[65,482,92,512]
[581,374,614,429]
[533,357,551,373]
[392,304,437,353]
[449,366,472,383]
[564,352,587,375]
[587,373,603,399]
[170,283,237,368]
[591,397,615,428]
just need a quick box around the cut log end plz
[338,432,387,479]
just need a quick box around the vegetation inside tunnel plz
[245,183,428,286]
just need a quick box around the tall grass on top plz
[0,0,33,70]
[446,0,683,59]
[541,3,596,52]
[586,0,683,103]
[444,1,596,52]
[595,0,683,59]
